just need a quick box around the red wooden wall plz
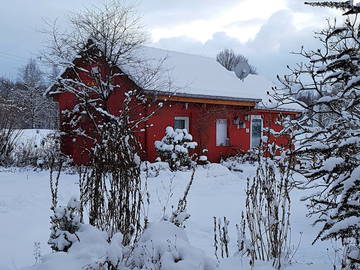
[142,101,293,162]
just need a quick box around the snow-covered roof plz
[124,46,273,103]
[47,44,302,112]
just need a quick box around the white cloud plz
[0,0,345,80]
[147,0,286,43]
[151,9,326,81]
[139,0,242,28]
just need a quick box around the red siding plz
[141,102,294,162]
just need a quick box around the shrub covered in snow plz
[131,222,217,270]
[155,127,197,171]
[48,197,81,252]
[198,149,210,166]
[221,149,259,172]
[31,221,217,270]
[7,131,66,168]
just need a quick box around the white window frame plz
[216,119,229,146]
[250,115,263,149]
[174,116,189,131]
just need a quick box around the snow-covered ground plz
[0,163,336,270]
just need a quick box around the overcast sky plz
[0,0,342,81]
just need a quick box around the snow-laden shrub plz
[221,149,259,172]
[11,132,64,168]
[130,222,217,270]
[39,224,109,270]
[155,127,197,171]
[31,221,217,270]
[198,155,209,165]
[48,196,81,252]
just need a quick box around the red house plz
[47,46,299,164]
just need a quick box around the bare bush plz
[238,144,295,269]
[213,216,230,261]
[80,115,143,245]
[0,97,21,166]
[170,165,196,227]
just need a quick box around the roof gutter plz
[143,90,262,103]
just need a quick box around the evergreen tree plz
[155,127,197,171]
[271,3,360,268]
[48,197,81,252]
[305,1,360,15]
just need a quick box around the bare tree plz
[216,49,239,71]
[19,58,43,87]
[44,0,168,246]
[0,77,15,100]
[12,59,54,129]
[216,48,257,77]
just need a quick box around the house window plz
[216,119,228,146]
[91,66,100,77]
[174,116,189,131]
[250,115,263,148]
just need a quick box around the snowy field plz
[0,164,337,270]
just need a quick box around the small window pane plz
[251,119,262,148]
[174,119,185,130]
[216,119,228,146]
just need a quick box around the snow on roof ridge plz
[142,45,218,62]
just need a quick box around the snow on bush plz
[8,130,64,168]
[31,225,109,270]
[29,221,217,270]
[48,197,81,252]
[198,155,210,166]
[155,127,197,171]
[128,221,217,270]
[221,149,259,172]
